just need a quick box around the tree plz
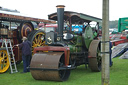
[109,20,118,28]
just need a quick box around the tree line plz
[109,20,118,28]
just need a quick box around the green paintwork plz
[68,35,83,53]
[118,17,128,32]
[83,25,95,49]
[68,25,97,52]
[68,44,82,53]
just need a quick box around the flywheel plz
[0,48,10,73]
[19,22,34,39]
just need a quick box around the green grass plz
[0,58,128,85]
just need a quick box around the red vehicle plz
[38,23,57,32]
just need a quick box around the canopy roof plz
[48,11,102,24]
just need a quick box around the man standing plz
[17,37,31,73]
[109,41,113,67]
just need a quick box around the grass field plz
[0,57,128,85]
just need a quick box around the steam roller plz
[30,52,70,81]
[30,46,71,81]
[29,5,107,81]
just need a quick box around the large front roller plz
[30,52,70,81]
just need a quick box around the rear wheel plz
[88,40,101,72]
[0,48,10,73]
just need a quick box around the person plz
[109,41,113,67]
[16,36,31,73]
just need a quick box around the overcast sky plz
[0,0,128,21]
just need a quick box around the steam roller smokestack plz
[56,5,65,42]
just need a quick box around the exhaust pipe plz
[56,5,65,42]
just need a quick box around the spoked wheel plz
[88,40,101,72]
[27,30,45,54]
[30,52,70,81]
[0,48,10,73]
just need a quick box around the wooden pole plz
[101,0,110,85]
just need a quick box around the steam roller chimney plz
[56,5,65,42]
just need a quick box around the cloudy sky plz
[0,0,128,21]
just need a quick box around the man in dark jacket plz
[17,37,31,73]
